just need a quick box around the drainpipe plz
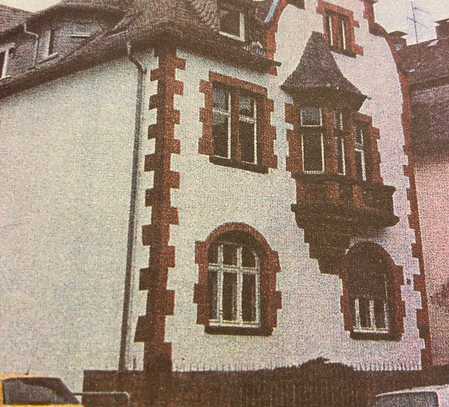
[23,22,39,66]
[119,40,147,372]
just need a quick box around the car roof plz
[378,385,449,397]
[0,373,58,381]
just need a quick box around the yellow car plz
[0,374,82,407]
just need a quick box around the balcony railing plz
[292,174,399,232]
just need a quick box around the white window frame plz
[219,8,245,42]
[337,136,346,175]
[0,43,14,79]
[352,297,390,335]
[301,132,325,174]
[208,242,261,328]
[43,28,57,59]
[239,95,258,164]
[212,86,232,159]
[355,127,367,181]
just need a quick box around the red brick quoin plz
[194,223,282,336]
[135,45,185,372]
[199,72,277,173]
[384,35,432,367]
[340,242,406,341]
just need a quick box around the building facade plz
[398,18,449,366]
[0,0,430,391]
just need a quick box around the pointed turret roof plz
[282,32,366,109]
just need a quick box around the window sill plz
[209,156,268,174]
[39,52,59,64]
[219,31,245,42]
[206,325,272,336]
[329,46,356,58]
[350,330,401,341]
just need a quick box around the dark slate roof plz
[0,4,32,33]
[282,31,366,109]
[398,36,449,87]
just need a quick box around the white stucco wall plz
[160,0,425,372]
[0,58,143,390]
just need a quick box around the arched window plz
[348,252,390,333]
[341,243,405,340]
[194,223,282,336]
[208,240,260,327]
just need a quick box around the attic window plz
[219,3,245,41]
[0,44,14,79]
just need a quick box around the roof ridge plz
[0,4,33,14]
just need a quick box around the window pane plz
[208,243,219,264]
[239,120,256,163]
[374,299,387,329]
[213,86,229,111]
[355,150,365,180]
[219,7,241,37]
[242,274,257,322]
[223,244,237,265]
[222,273,237,321]
[301,107,321,127]
[48,29,56,55]
[208,270,218,320]
[340,17,348,50]
[0,51,5,77]
[303,132,324,173]
[337,137,345,175]
[358,298,370,328]
[356,127,365,145]
[242,247,256,268]
[326,15,333,46]
[213,112,230,158]
[239,95,255,117]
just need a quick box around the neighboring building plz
[0,0,430,393]
[398,18,449,366]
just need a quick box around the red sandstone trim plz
[340,242,406,341]
[317,0,363,57]
[198,72,277,172]
[135,46,185,372]
[384,35,432,368]
[361,0,386,37]
[193,223,282,335]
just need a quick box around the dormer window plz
[219,3,245,41]
[0,44,14,79]
[47,29,56,56]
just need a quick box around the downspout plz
[23,22,39,66]
[119,40,147,372]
